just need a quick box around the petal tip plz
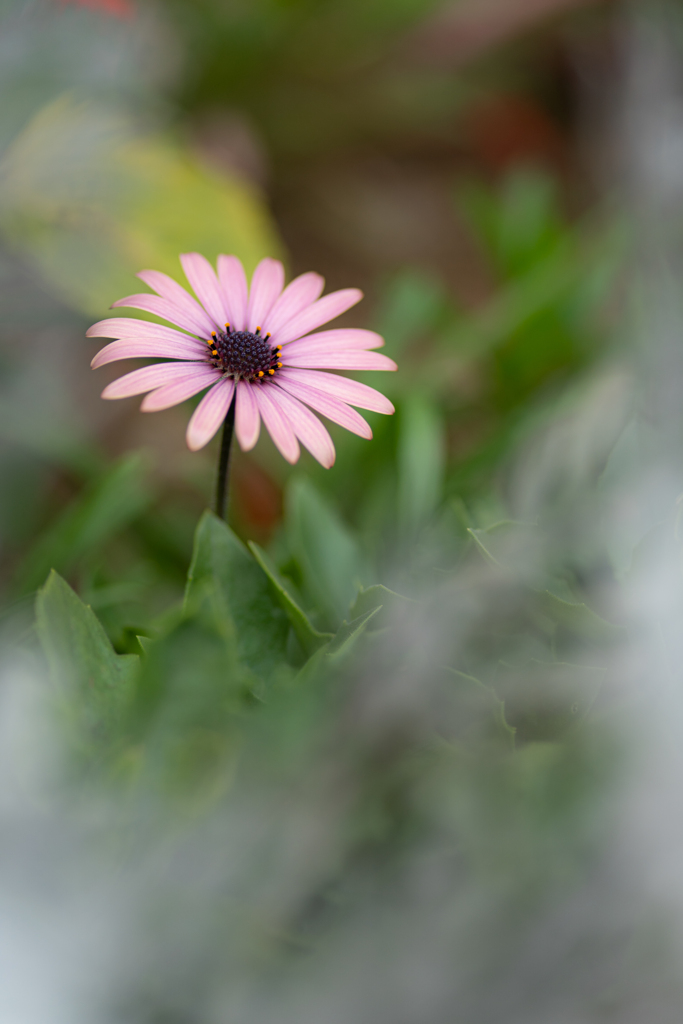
[185,433,205,452]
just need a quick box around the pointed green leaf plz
[327,606,382,658]
[493,660,605,743]
[248,541,331,658]
[125,613,251,793]
[185,512,289,681]
[536,591,624,641]
[285,478,364,626]
[36,570,137,740]
[293,606,382,687]
[447,669,516,750]
[467,520,536,571]
[348,584,414,627]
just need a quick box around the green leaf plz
[294,606,381,686]
[493,660,605,743]
[536,591,625,642]
[466,520,624,642]
[466,520,537,571]
[0,96,282,316]
[348,584,414,627]
[185,511,290,682]
[447,669,516,750]
[397,394,445,538]
[14,453,153,596]
[126,613,250,794]
[36,570,137,743]
[285,478,365,626]
[247,541,332,658]
[327,606,382,658]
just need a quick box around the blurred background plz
[0,0,622,629]
[5,0,683,1021]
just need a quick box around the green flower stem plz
[215,396,236,521]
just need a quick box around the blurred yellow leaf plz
[0,95,283,315]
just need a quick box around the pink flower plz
[88,255,396,467]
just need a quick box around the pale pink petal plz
[91,338,207,369]
[102,362,213,400]
[253,386,300,464]
[247,258,285,333]
[180,253,229,329]
[268,388,335,468]
[136,269,216,336]
[278,368,395,414]
[87,319,204,346]
[271,289,363,346]
[235,380,261,451]
[274,377,372,439]
[141,369,218,412]
[283,350,397,371]
[113,294,213,338]
[282,329,385,358]
[186,378,235,451]
[264,272,325,336]
[217,255,248,331]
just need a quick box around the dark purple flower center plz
[207,327,282,382]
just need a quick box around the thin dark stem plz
[214,396,236,521]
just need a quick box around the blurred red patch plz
[234,460,283,542]
[466,93,566,172]
[59,0,134,17]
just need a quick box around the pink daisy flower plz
[88,254,396,469]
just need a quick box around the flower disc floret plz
[209,326,282,381]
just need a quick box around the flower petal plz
[274,377,372,439]
[253,386,300,464]
[235,380,261,451]
[91,339,206,369]
[186,378,236,451]
[180,253,229,329]
[113,293,213,338]
[87,318,203,346]
[283,350,397,371]
[102,362,213,400]
[271,288,363,346]
[247,258,285,333]
[282,329,385,358]
[278,368,395,414]
[268,388,335,468]
[265,272,325,336]
[218,255,248,331]
[141,368,218,412]
[136,269,216,336]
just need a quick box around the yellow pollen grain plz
[268,368,275,375]
[258,371,264,377]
